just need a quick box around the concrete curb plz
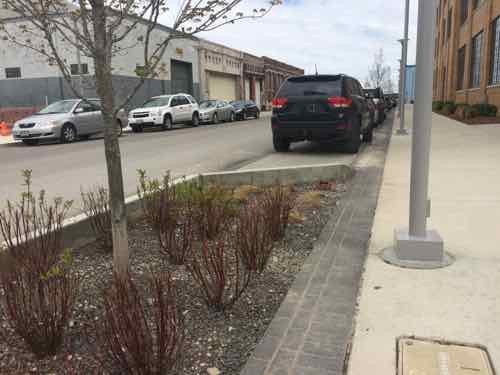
[200,163,353,187]
[0,135,16,145]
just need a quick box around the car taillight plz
[328,96,352,108]
[272,97,288,109]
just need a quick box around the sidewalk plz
[348,107,500,373]
[0,135,15,145]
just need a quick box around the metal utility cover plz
[398,338,494,375]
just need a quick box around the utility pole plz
[397,0,410,135]
[382,0,451,269]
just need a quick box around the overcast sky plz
[190,0,419,85]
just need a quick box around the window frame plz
[5,67,21,79]
[490,17,500,85]
[470,30,484,88]
[460,0,468,25]
[457,45,466,90]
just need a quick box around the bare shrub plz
[95,271,184,375]
[158,198,194,265]
[261,185,296,241]
[137,169,165,229]
[193,184,238,241]
[137,171,194,264]
[0,249,79,358]
[235,201,274,273]
[0,170,73,273]
[188,238,251,312]
[233,185,262,202]
[81,186,112,252]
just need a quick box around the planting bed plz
[0,180,348,375]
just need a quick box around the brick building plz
[434,0,500,106]
[262,57,304,110]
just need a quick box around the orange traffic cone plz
[0,122,12,136]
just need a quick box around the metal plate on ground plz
[398,338,495,375]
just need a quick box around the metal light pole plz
[397,0,410,135]
[398,58,403,114]
[382,0,451,269]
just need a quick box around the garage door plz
[255,80,261,109]
[244,79,250,101]
[209,73,237,101]
[171,60,193,95]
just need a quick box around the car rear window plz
[277,76,342,97]
[364,89,381,99]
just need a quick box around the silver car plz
[12,99,128,145]
[198,100,235,124]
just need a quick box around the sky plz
[163,0,419,89]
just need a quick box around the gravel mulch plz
[0,181,348,375]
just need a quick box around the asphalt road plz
[0,112,394,216]
[0,116,274,215]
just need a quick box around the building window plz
[460,0,468,25]
[447,8,452,39]
[442,19,446,44]
[70,63,89,75]
[473,0,484,9]
[5,67,21,78]
[470,31,483,88]
[491,17,500,84]
[457,45,466,90]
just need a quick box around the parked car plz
[128,93,199,132]
[366,97,379,126]
[363,88,386,125]
[198,100,236,124]
[11,99,127,145]
[230,100,260,120]
[271,74,373,153]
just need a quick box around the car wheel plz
[60,124,77,143]
[230,112,235,122]
[162,115,173,131]
[212,113,219,124]
[362,124,373,143]
[22,139,39,146]
[273,134,290,152]
[131,125,143,133]
[191,113,199,127]
[344,118,361,154]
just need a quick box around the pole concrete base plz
[381,228,454,269]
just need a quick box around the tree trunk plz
[93,2,129,275]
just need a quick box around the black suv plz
[271,75,373,153]
[364,87,387,124]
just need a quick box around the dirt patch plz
[0,182,348,375]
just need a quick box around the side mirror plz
[74,107,84,114]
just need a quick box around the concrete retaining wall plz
[200,163,353,187]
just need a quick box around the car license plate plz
[20,130,30,137]
[307,104,318,113]
[135,119,144,124]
